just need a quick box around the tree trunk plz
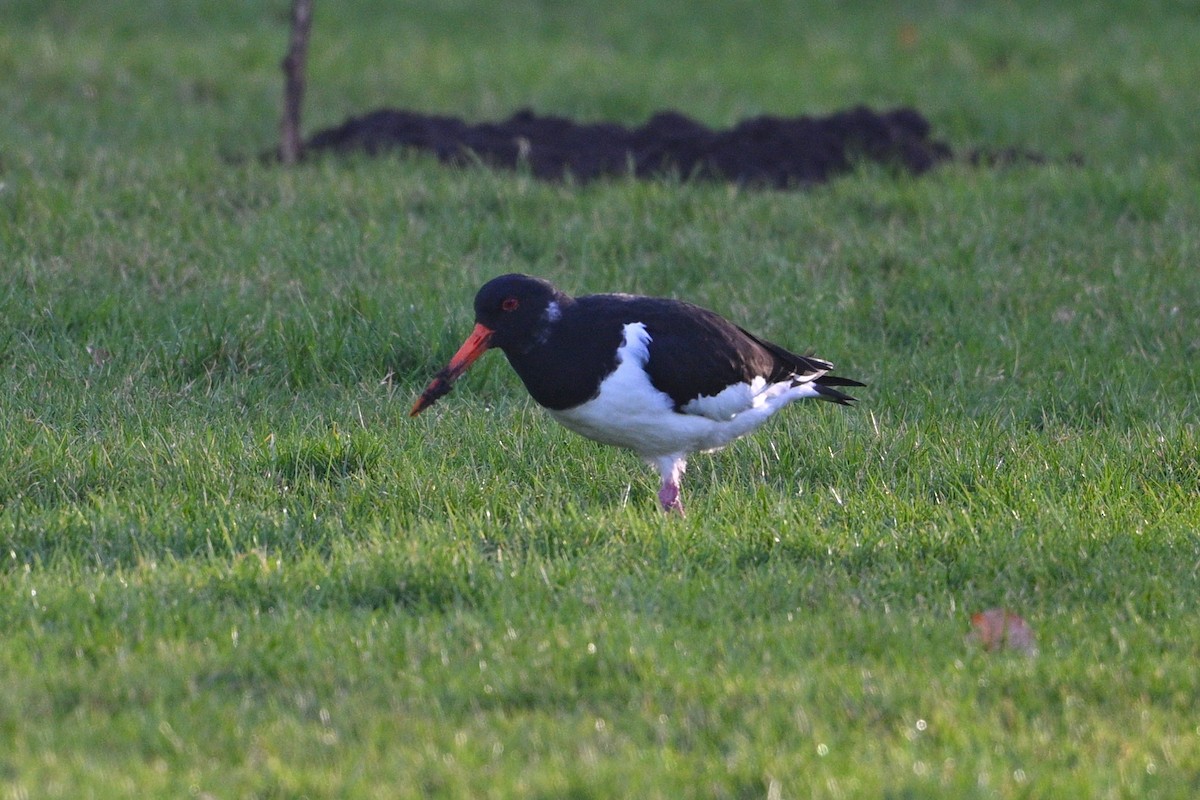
[279,0,314,165]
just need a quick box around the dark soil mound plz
[304,105,955,188]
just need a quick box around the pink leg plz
[658,479,684,515]
[653,455,687,515]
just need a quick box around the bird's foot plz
[658,481,685,515]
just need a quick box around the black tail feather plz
[816,374,866,388]
[812,374,864,405]
[747,329,864,405]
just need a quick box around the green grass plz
[3,0,1200,797]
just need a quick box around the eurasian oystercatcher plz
[411,274,863,513]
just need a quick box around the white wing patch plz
[615,321,651,363]
[682,376,820,421]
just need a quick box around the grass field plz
[3,0,1200,797]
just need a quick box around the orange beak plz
[410,323,495,416]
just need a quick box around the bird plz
[410,274,863,513]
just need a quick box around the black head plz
[411,274,570,416]
[473,273,565,354]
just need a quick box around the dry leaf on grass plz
[970,608,1037,656]
[86,344,112,366]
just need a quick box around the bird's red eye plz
[501,297,519,311]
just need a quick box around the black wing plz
[612,297,861,409]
